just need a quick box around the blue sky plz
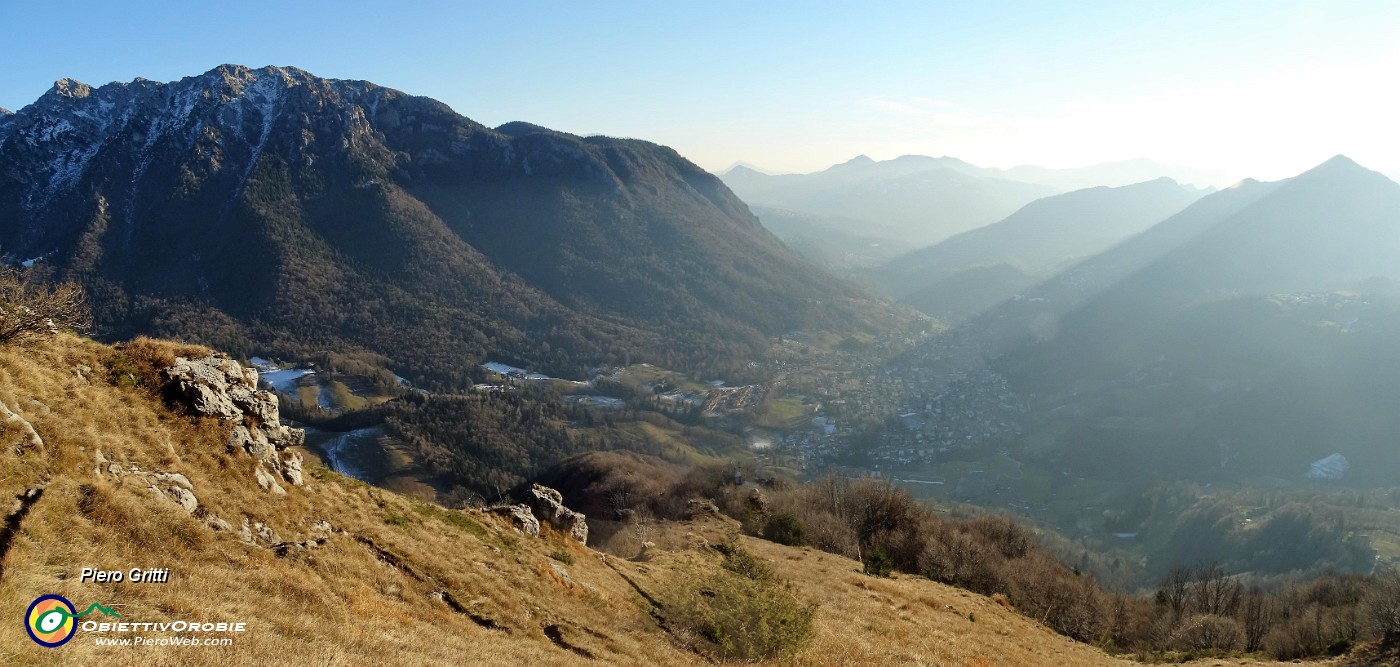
[2,1,1398,181]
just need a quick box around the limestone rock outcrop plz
[487,486,588,542]
[163,355,305,490]
[490,504,540,537]
[528,484,589,544]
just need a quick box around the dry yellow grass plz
[628,515,1126,667]
[0,335,1331,666]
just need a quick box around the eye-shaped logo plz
[25,595,119,648]
[26,595,77,647]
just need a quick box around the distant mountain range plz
[720,155,1226,247]
[994,159,1225,191]
[722,156,1055,246]
[950,156,1400,484]
[874,178,1209,321]
[0,65,887,388]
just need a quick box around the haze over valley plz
[4,3,1400,665]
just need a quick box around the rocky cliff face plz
[0,66,403,229]
[162,354,305,493]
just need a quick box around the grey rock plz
[490,504,540,537]
[282,425,305,449]
[228,425,274,464]
[139,471,199,513]
[747,487,769,513]
[166,486,198,514]
[253,521,280,544]
[152,472,194,491]
[528,484,588,544]
[164,355,305,489]
[168,368,241,419]
[254,464,286,495]
[207,515,233,532]
[0,399,43,450]
[549,562,575,587]
[281,451,304,486]
[271,539,325,557]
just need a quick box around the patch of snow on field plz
[250,356,315,393]
[482,361,550,380]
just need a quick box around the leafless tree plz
[1170,613,1244,652]
[1192,563,1242,616]
[1157,565,1192,624]
[1367,568,1400,642]
[1241,586,1274,652]
[631,507,656,550]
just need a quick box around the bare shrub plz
[968,515,1033,560]
[1105,591,1158,654]
[1156,565,1192,624]
[797,509,858,558]
[919,526,994,589]
[1008,554,1107,643]
[1191,564,1242,617]
[1366,569,1400,642]
[1264,605,1327,660]
[0,265,90,345]
[846,476,924,546]
[1169,613,1244,653]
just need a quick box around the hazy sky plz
[2,1,1398,183]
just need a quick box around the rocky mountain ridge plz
[0,65,885,388]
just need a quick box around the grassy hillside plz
[0,334,1152,666]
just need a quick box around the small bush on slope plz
[661,543,816,661]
